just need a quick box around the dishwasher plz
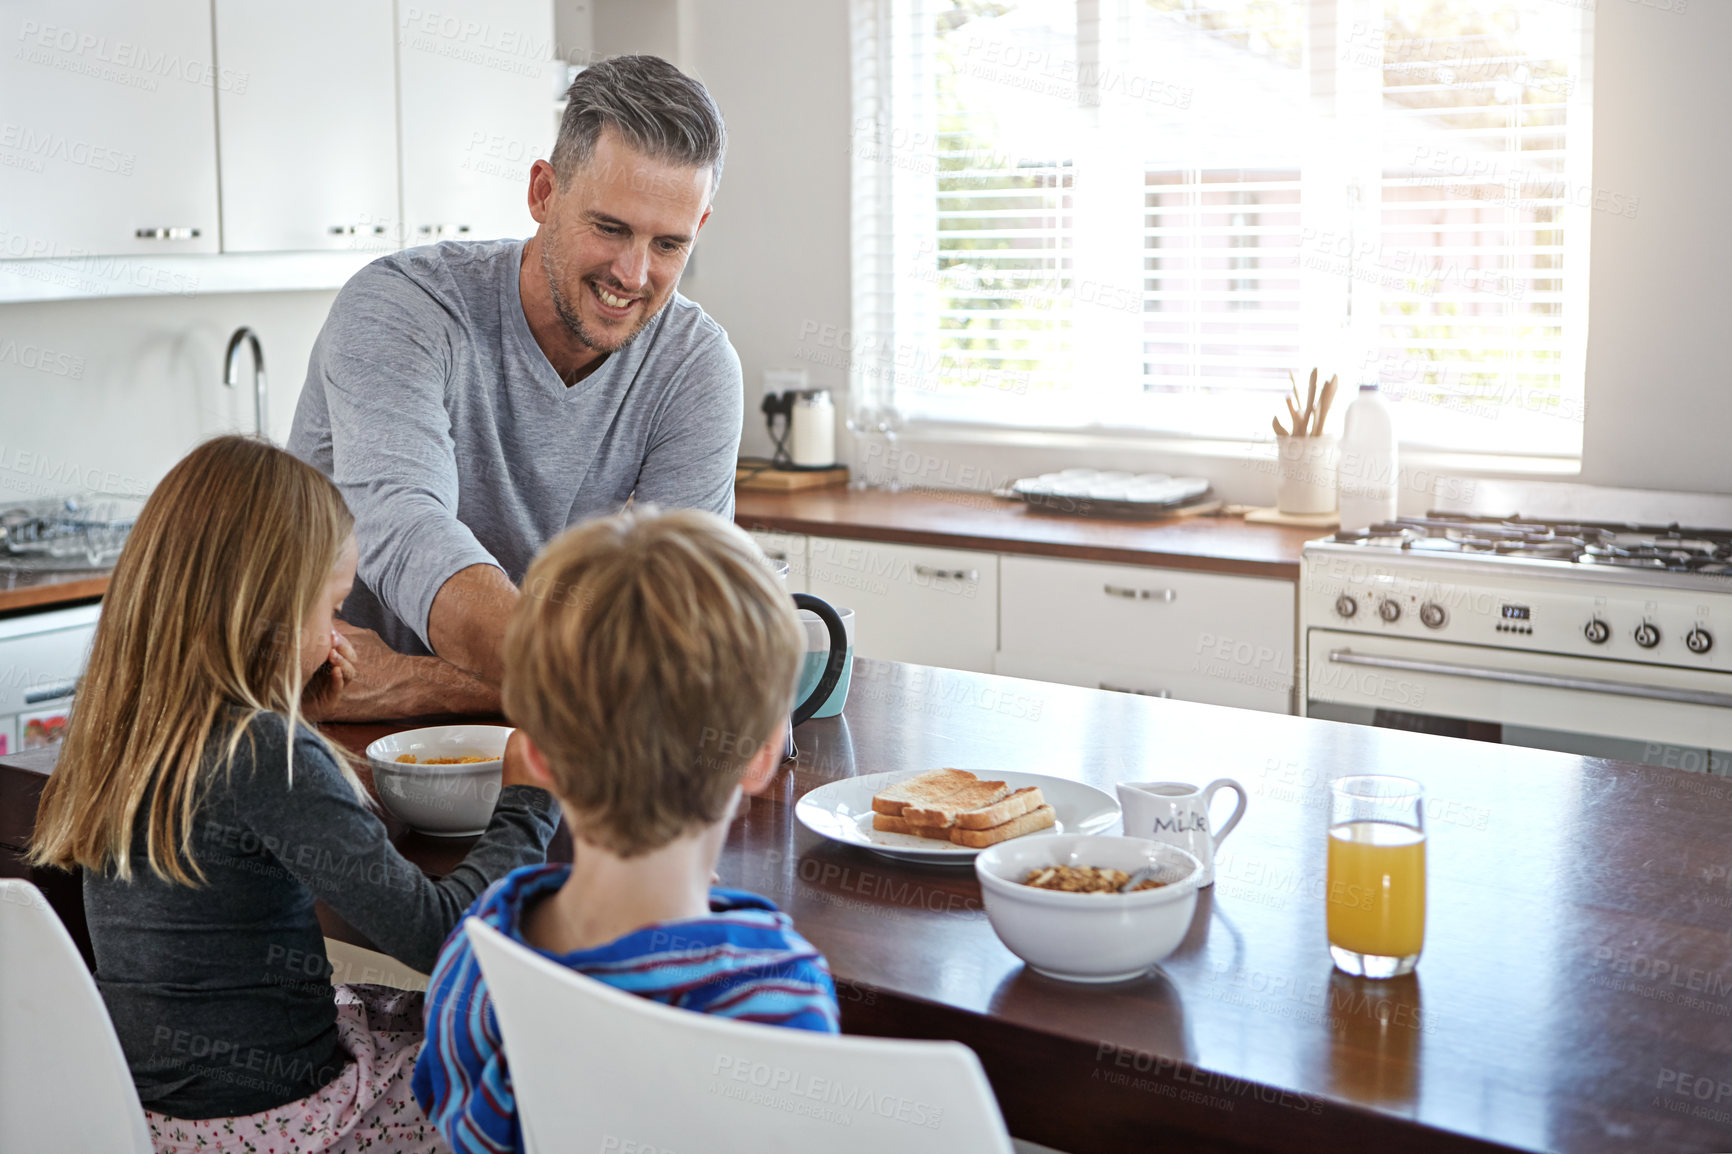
[0,495,133,754]
[0,602,100,755]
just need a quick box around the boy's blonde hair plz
[502,508,802,858]
[29,435,362,884]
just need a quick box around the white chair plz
[465,918,1015,1154]
[0,878,152,1153]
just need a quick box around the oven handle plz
[1327,649,1732,710]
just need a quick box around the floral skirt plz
[146,984,450,1154]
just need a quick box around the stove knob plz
[1419,602,1446,629]
[1686,628,1713,654]
[1335,595,1358,619]
[1634,622,1661,649]
[1583,618,1610,645]
[1378,600,1402,623]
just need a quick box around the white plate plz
[795,770,1121,864]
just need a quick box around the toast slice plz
[872,812,959,840]
[904,785,1044,831]
[947,804,1057,848]
[870,768,987,816]
[899,778,1015,828]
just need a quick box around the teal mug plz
[788,592,847,727]
[795,606,854,719]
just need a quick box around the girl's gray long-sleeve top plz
[80,713,560,1119]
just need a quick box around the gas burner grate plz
[1328,514,1732,573]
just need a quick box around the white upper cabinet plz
[397,0,556,245]
[213,0,400,253]
[0,0,220,256]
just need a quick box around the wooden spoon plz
[1286,396,1306,436]
[1304,368,1318,437]
[1313,375,1340,436]
[1272,414,1289,438]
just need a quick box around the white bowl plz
[974,834,1202,983]
[365,724,514,836]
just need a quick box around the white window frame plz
[850,0,1594,466]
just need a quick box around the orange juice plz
[1327,820,1426,958]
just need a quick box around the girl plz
[29,436,561,1154]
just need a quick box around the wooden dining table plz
[314,657,1732,1154]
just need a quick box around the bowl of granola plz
[365,724,513,836]
[974,834,1202,982]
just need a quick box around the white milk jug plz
[1115,779,1247,887]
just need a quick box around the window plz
[850,0,1594,456]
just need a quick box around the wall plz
[596,0,853,463]
[0,290,337,502]
[1579,1,1731,496]
[2,1,1722,511]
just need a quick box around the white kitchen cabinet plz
[805,537,998,674]
[214,0,400,253]
[0,0,220,256]
[997,555,1295,714]
[748,529,807,594]
[397,0,557,244]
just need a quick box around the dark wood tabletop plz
[734,487,1315,579]
[312,659,1732,1154]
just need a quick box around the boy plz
[412,509,839,1154]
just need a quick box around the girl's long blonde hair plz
[29,435,363,885]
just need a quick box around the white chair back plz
[0,878,153,1154]
[465,917,1014,1154]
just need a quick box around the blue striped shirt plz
[411,864,840,1154]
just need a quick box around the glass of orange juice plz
[1327,775,1425,978]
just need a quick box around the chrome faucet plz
[224,327,267,438]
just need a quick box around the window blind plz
[1374,4,1593,450]
[852,0,1593,454]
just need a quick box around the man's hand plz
[302,619,502,722]
[427,563,519,687]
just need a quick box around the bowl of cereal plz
[974,834,1202,982]
[365,724,514,836]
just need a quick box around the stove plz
[1300,514,1732,773]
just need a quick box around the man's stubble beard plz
[540,216,662,356]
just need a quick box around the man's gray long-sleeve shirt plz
[289,239,743,656]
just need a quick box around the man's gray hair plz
[550,55,727,196]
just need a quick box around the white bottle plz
[1337,384,1398,531]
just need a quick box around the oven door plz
[1305,628,1732,773]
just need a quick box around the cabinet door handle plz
[417,224,471,239]
[1103,584,1176,602]
[24,681,77,705]
[135,227,200,240]
[329,224,388,236]
[915,565,977,582]
[1100,682,1171,698]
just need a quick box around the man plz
[290,55,742,718]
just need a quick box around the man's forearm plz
[427,563,519,687]
[305,649,501,722]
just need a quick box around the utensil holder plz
[1275,435,1339,515]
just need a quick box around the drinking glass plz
[1327,775,1426,978]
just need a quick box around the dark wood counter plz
[8,663,1729,1153]
[735,487,1315,579]
[0,569,109,615]
[0,488,1310,620]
